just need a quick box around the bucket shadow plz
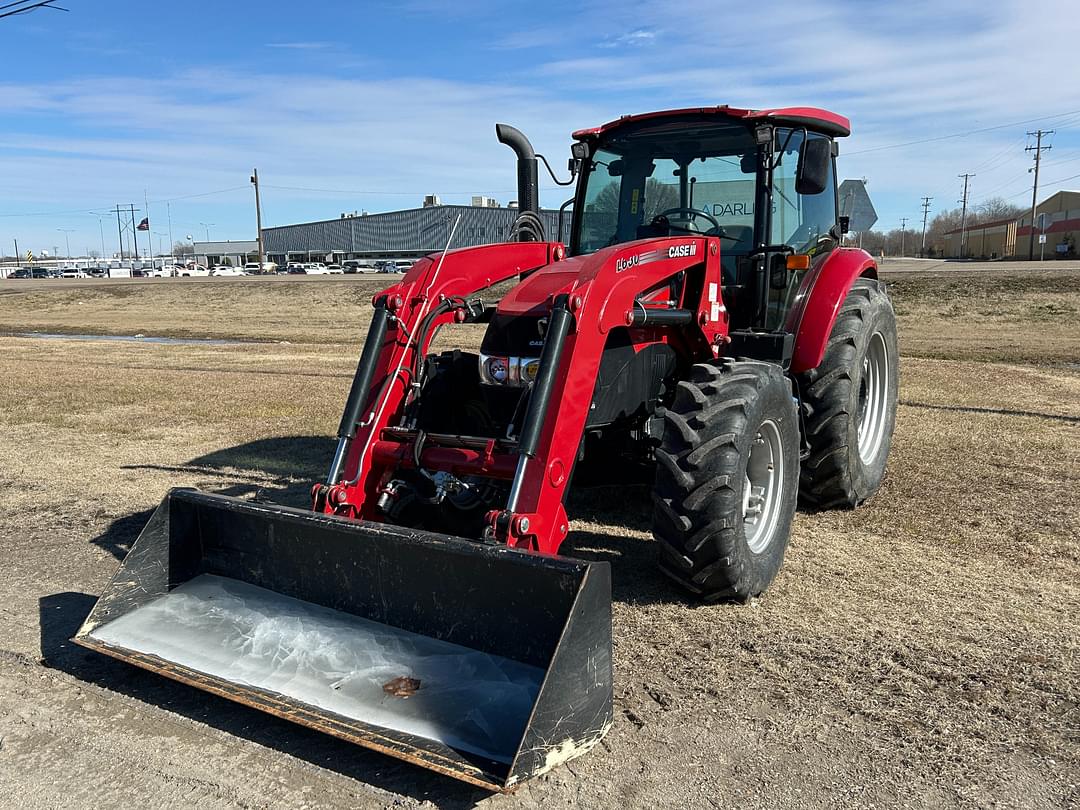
[39,592,488,808]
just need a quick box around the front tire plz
[798,278,899,509]
[652,361,800,601]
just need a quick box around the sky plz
[2,0,1080,257]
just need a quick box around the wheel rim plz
[743,419,785,554]
[857,331,889,464]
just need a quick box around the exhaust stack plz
[495,123,540,221]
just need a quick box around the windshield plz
[573,120,760,257]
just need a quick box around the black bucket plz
[73,489,612,790]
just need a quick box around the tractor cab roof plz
[573,106,850,141]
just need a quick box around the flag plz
[137,217,150,231]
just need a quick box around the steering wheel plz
[651,207,741,241]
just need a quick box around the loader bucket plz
[73,489,612,790]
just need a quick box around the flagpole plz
[129,204,139,260]
[143,190,152,259]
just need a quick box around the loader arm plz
[315,240,563,516]
[322,234,727,554]
[488,235,728,553]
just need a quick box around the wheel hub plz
[743,419,785,554]
[856,332,889,464]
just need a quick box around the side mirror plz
[796,137,831,196]
[740,152,757,174]
[839,215,850,234]
[607,159,624,177]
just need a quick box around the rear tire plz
[798,278,899,508]
[652,361,800,601]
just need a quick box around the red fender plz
[786,247,877,374]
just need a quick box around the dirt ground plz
[0,265,1077,809]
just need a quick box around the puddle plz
[14,332,245,346]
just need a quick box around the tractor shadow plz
[39,592,489,809]
[90,435,742,605]
[91,436,336,560]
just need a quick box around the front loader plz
[75,105,898,790]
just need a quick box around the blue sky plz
[2,0,1080,255]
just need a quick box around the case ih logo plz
[668,243,698,259]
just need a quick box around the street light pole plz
[200,222,215,242]
[56,228,74,258]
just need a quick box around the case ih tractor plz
[76,106,898,790]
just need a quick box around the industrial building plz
[944,190,1079,259]
[190,240,259,267]
[261,202,565,266]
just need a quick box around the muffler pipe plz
[495,123,540,220]
[327,299,389,484]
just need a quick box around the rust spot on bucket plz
[383,676,421,698]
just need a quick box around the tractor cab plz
[568,107,847,332]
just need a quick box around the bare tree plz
[173,241,195,256]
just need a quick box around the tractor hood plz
[495,256,587,316]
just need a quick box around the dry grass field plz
[0,267,1076,809]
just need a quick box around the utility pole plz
[957,174,975,259]
[1026,129,1053,260]
[251,168,266,271]
[899,217,908,257]
[920,196,932,257]
[14,238,19,266]
[114,205,125,259]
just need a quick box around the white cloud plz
[265,42,335,50]
[4,0,1080,248]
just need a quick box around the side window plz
[770,130,837,255]
[767,130,838,330]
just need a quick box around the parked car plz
[210,265,244,277]
[325,264,345,274]
[31,267,51,279]
[8,267,32,279]
[342,259,378,273]
[302,262,330,275]
[287,265,306,274]
[178,265,211,277]
[243,261,278,273]
[61,268,88,278]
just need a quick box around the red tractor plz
[77,106,898,790]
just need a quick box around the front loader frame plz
[315,235,729,554]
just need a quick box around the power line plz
[845,108,1080,156]
[1025,129,1053,260]
[0,0,68,20]
[0,185,249,219]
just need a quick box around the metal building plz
[261,205,567,266]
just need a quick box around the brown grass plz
[0,270,1076,808]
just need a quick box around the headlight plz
[479,354,541,386]
[481,355,510,384]
[519,358,541,384]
